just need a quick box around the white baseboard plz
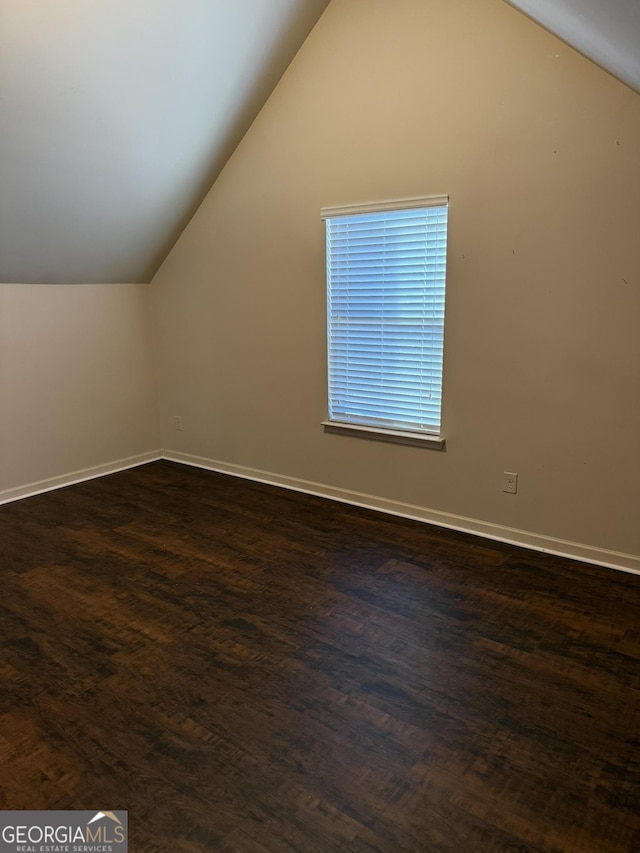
[2,448,637,577]
[164,450,640,577]
[0,451,163,506]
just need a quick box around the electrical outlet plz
[503,472,518,494]
[175,415,183,431]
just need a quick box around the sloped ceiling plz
[0,0,637,285]
[506,0,640,94]
[0,0,330,283]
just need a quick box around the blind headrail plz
[321,195,448,220]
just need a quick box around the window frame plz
[321,196,449,450]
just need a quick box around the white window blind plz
[323,196,448,436]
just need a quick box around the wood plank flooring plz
[0,460,638,852]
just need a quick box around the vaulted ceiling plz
[506,0,640,94]
[1,0,638,284]
[0,0,330,283]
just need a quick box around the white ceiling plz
[506,0,640,94]
[0,0,330,283]
[0,0,637,284]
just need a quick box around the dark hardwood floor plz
[0,460,638,852]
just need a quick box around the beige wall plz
[152,0,640,560]
[0,284,160,497]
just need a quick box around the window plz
[322,196,448,447]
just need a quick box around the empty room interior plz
[1,0,639,851]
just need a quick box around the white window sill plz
[322,421,445,450]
